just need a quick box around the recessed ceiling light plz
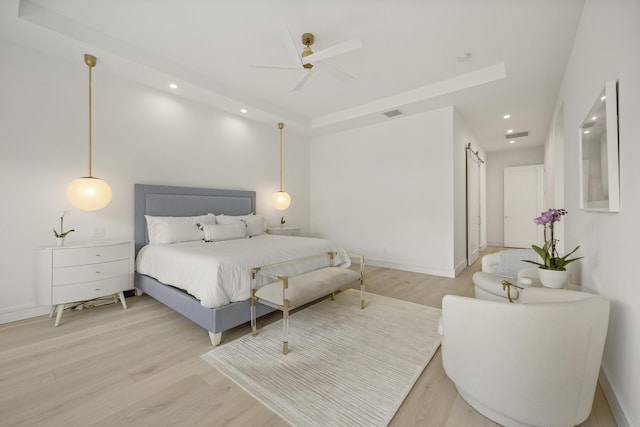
[169,83,178,89]
[240,108,248,113]
[601,96,606,101]
[509,140,515,144]
[507,129,513,133]
[503,114,511,119]
[592,116,597,121]
[584,130,591,134]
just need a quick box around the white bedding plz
[135,234,351,308]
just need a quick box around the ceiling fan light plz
[67,177,112,211]
[302,42,314,69]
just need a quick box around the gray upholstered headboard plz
[134,184,256,254]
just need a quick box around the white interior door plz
[504,165,544,248]
[467,151,480,265]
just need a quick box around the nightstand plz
[266,226,300,236]
[36,240,134,326]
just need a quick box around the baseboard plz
[365,258,456,278]
[599,366,635,427]
[487,240,504,247]
[454,259,468,276]
[0,304,50,325]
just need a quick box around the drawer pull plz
[95,254,101,257]
[95,271,102,274]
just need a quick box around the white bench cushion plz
[255,267,360,307]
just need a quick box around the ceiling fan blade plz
[302,38,363,64]
[315,61,356,84]
[249,64,301,70]
[281,26,303,66]
[292,69,315,91]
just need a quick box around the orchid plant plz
[53,210,75,238]
[524,208,582,271]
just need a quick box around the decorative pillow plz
[216,213,267,232]
[243,216,265,237]
[145,214,216,244]
[215,213,251,224]
[496,248,537,278]
[198,223,247,242]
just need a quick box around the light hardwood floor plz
[0,247,617,426]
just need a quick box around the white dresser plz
[37,240,134,326]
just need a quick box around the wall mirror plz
[579,80,620,212]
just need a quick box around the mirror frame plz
[579,80,620,212]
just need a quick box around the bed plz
[134,184,348,345]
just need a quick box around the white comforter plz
[135,234,350,308]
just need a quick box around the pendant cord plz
[278,122,284,191]
[88,63,93,177]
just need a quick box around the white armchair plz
[440,288,610,427]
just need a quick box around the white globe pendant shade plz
[67,177,112,211]
[272,190,291,210]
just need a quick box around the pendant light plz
[66,54,112,211]
[272,122,291,210]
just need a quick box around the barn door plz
[467,150,481,265]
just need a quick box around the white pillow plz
[199,223,247,242]
[243,216,265,237]
[215,213,251,224]
[496,248,537,278]
[216,213,267,232]
[145,214,216,244]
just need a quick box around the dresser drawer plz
[52,276,132,305]
[53,243,130,267]
[53,259,130,286]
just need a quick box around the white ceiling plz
[0,0,584,151]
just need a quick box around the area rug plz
[202,289,442,426]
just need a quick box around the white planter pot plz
[56,237,65,246]
[538,268,569,288]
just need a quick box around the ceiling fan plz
[250,27,363,91]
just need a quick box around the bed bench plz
[250,252,365,354]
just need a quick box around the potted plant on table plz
[523,208,582,288]
[53,210,75,246]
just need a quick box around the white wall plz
[544,103,565,210]
[309,107,460,277]
[0,41,310,323]
[485,146,545,246]
[558,1,640,425]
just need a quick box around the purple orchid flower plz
[527,208,580,270]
